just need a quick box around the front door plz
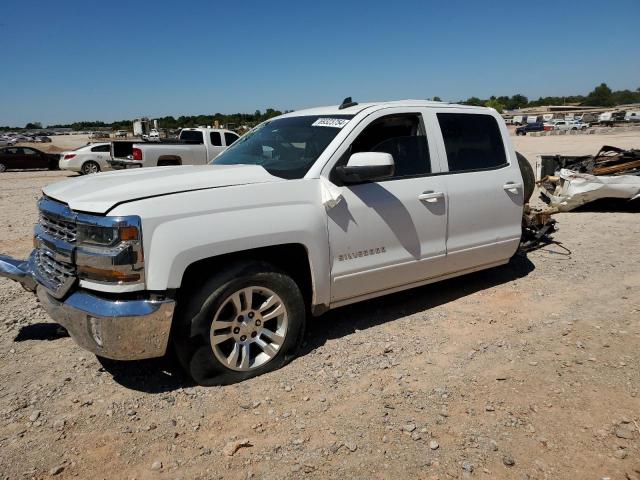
[325,109,449,304]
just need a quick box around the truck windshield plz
[212,115,353,179]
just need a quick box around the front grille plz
[34,249,76,297]
[39,212,77,243]
[35,197,78,298]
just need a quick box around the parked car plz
[0,99,534,385]
[58,142,112,174]
[515,122,545,135]
[33,136,52,143]
[551,120,589,131]
[142,129,161,142]
[0,136,16,147]
[109,127,239,169]
[624,111,640,122]
[0,146,59,172]
[89,131,109,139]
[115,130,128,138]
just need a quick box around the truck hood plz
[43,165,282,214]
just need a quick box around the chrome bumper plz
[1,253,174,360]
[0,254,37,291]
[37,287,174,360]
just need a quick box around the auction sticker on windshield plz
[312,118,350,128]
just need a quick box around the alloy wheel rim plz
[86,163,98,174]
[210,286,288,371]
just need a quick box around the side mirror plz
[336,152,395,184]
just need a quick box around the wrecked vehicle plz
[0,99,535,385]
[538,146,640,211]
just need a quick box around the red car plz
[0,146,59,172]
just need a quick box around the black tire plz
[173,261,306,386]
[81,161,100,175]
[0,162,6,173]
[516,151,535,204]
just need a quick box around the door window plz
[437,113,507,172]
[210,132,222,146]
[224,132,239,146]
[335,113,431,180]
[22,148,37,155]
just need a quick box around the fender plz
[110,178,331,308]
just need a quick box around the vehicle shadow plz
[96,255,534,393]
[97,354,196,393]
[301,254,535,354]
[570,197,640,213]
[14,323,70,342]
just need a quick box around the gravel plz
[1,133,639,478]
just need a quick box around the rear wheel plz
[516,151,535,204]
[0,162,6,173]
[81,161,100,175]
[173,261,306,386]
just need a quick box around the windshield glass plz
[212,115,353,179]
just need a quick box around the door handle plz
[418,191,444,203]
[503,182,522,193]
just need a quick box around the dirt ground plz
[0,132,639,480]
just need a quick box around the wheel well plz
[158,155,182,166]
[180,244,313,309]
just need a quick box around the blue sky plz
[1,0,639,126]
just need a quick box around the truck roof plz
[280,99,488,118]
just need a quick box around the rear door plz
[90,144,112,168]
[430,109,523,272]
[22,147,49,168]
[324,108,449,304]
[208,131,226,162]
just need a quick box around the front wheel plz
[0,162,6,173]
[173,261,306,386]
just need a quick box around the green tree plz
[485,98,505,113]
[463,96,485,106]
[25,122,42,129]
[432,96,442,102]
[584,83,614,107]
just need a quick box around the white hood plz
[43,164,281,214]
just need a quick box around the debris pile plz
[538,146,640,211]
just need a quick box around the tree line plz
[3,83,639,131]
[457,83,640,113]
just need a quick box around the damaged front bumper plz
[0,253,174,360]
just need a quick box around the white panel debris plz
[541,168,640,211]
[319,177,343,210]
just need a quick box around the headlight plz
[75,215,144,285]
[77,223,139,246]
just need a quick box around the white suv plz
[58,142,112,174]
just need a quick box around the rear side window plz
[224,132,238,146]
[180,130,204,144]
[91,144,110,152]
[210,132,222,146]
[437,113,507,172]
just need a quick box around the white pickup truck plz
[109,127,239,169]
[550,120,589,131]
[0,99,533,386]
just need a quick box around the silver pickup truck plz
[109,127,239,169]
